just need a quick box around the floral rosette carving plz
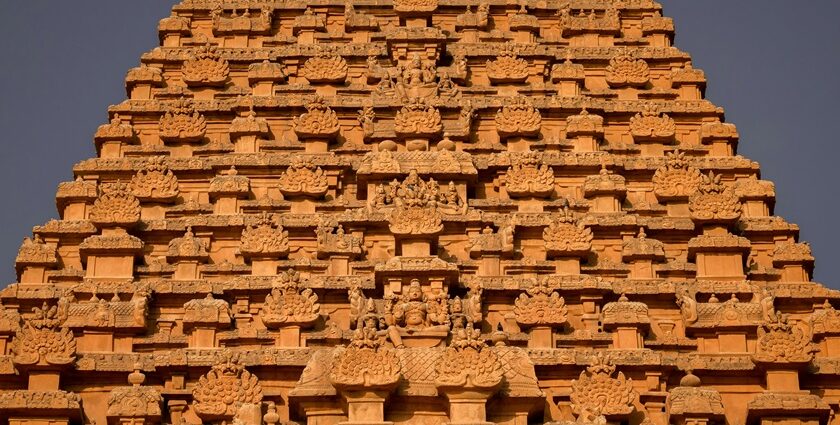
[486,48,529,84]
[605,51,650,87]
[495,96,542,138]
[753,315,816,365]
[394,0,438,14]
[130,157,179,202]
[435,324,503,390]
[688,172,742,223]
[89,182,141,228]
[278,156,329,198]
[514,279,568,327]
[293,96,340,140]
[301,51,348,84]
[505,152,554,198]
[12,303,76,367]
[629,104,676,141]
[652,150,703,200]
[394,98,443,138]
[330,323,401,390]
[240,213,290,258]
[261,270,320,328]
[159,98,207,143]
[543,207,593,257]
[192,351,263,420]
[571,353,636,418]
[182,43,229,86]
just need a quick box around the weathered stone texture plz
[1,1,836,425]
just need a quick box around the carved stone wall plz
[0,2,837,425]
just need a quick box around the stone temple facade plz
[1,1,837,425]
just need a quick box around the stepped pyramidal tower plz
[2,1,838,425]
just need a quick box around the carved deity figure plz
[385,280,450,348]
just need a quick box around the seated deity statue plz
[385,280,450,348]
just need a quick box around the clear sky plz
[0,1,837,287]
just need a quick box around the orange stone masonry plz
[0,1,836,425]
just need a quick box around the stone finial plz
[106,363,163,419]
[183,293,231,328]
[167,227,209,261]
[230,106,270,137]
[209,166,251,198]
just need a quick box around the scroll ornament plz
[278,156,329,198]
[688,172,742,222]
[182,43,229,86]
[605,51,650,87]
[240,213,290,257]
[301,51,348,84]
[192,351,263,419]
[543,207,593,256]
[486,49,529,84]
[753,315,816,364]
[514,279,568,326]
[261,270,320,327]
[130,156,180,202]
[394,98,443,138]
[570,353,637,418]
[159,98,207,142]
[434,323,503,390]
[330,320,401,390]
[495,96,542,137]
[293,96,340,139]
[393,0,438,13]
[12,303,76,367]
[652,150,703,199]
[629,104,676,140]
[89,182,141,228]
[505,152,554,198]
